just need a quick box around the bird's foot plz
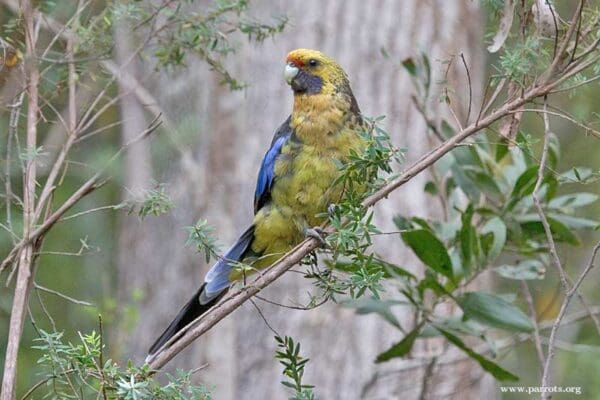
[304,227,328,246]
[327,203,338,215]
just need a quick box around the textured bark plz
[116,1,492,398]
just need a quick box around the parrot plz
[147,48,366,360]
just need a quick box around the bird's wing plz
[253,116,292,213]
[203,225,255,297]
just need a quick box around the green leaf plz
[465,169,503,197]
[434,317,486,337]
[343,298,406,329]
[495,260,546,280]
[375,324,422,363]
[451,165,480,201]
[511,165,538,198]
[495,139,509,161]
[370,258,417,280]
[458,292,534,332]
[424,181,438,196]
[435,325,519,381]
[459,205,477,270]
[420,51,431,93]
[548,218,580,245]
[331,259,384,277]
[560,167,595,183]
[547,132,560,169]
[441,120,455,139]
[393,215,413,230]
[401,229,454,280]
[417,273,452,298]
[401,58,417,76]
[480,217,507,261]
[412,217,433,231]
[548,214,600,230]
[548,193,598,209]
[517,215,581,245]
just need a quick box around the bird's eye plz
[308,59,318,67]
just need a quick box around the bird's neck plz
[290,93,352,145]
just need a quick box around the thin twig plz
[1,117,162,274]
[4,93,25,246]
[20,370,77,400]
[34,283,94,307]
[254,293,327,311]
[411,95,444,141]
[460,53,472,126]
[478,77,507,125]
[98,315,108,400]
[532,99,568,290]
[59,204,125,222]
[545,0,585,79]
[509,108,600,139]
[521,281,545,375]
[35,286,56,331]
[573,290,600,335]
[418,355,438,400]
[540,241,600,399]
[249,299,280,337]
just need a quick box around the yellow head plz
[284,49,350,96]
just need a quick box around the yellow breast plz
[271,94,365,228]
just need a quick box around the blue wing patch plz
[204,225,255,297]
[254,117,292,213]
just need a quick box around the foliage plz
[303,117,405,303]
[150,0,288,89]
[30,329,212,399]
[0,0,288,396]
[274,335,315,400]
[301,17,600,380]
[186,219,222,263]
[132,184,175,219]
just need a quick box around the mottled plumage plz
[147,49,365,359]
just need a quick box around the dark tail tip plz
[146,283,226,360]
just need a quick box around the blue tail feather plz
[204,225,255,297]
[146,226,255,360]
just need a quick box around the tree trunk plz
[116,1,492,398]
[112,21,156,354]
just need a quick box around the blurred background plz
[1,0,599,399]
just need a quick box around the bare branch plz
[1,0,40,396]
[535,94,600,398]
[1,117,162,275]
[545,0,585,79]
[521,281,545,375]
[4,93,25,246]
[532,99,568,290]
[478,77,507,125]
[540,241,600,399]
[460,53,473,125]
[510,108,600,139]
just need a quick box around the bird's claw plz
[327,203,338,215]
[304,227,327,246]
